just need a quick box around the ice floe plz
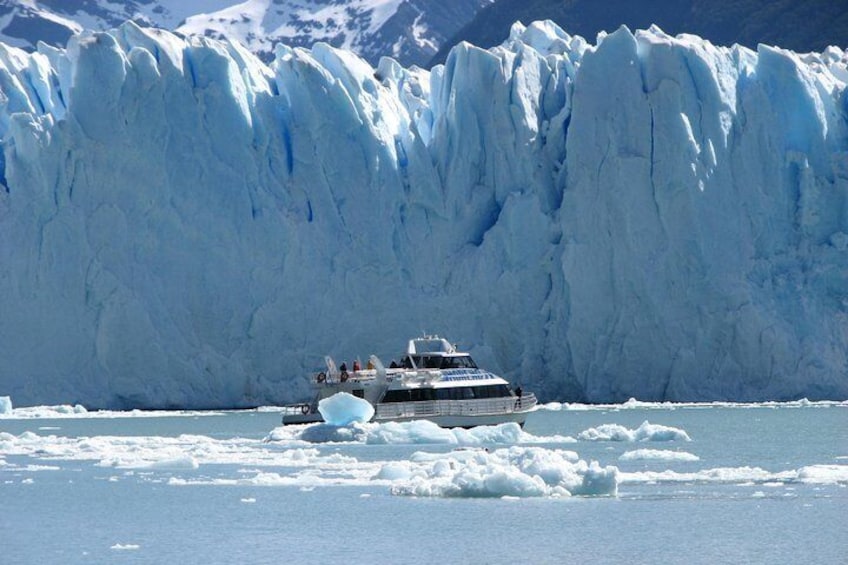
[620,465,848,486]
[540,398,848,411]
[389,447,618,498]
[619,449,700,462]
[266,420,575,445]
[577,421,691,442]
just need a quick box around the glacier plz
[0,20,846,408]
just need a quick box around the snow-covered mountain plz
[0,0,490,67]
[432,0,848,66]
[1,21,847,408]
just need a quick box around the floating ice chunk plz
[574,461,620,496]
[318,393,375,426]
[110,544,140,551]
[619,449,700,462]
[364,420,539,445]
[621,466,768,484]
[279,420,574,445]
[539,402,564,411]
[578,421,691,442]
[373,462,416,481]
[0,396,11,414]
[363,420,459,444]
[796,465,848,485]
[297,423,368,443]
[143,455,199,470]
[390,446,618,498]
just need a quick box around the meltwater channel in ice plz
[2,399,847,563]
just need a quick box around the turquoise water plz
[2,403,846,564]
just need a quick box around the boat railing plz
[313,368,424,385]
[373,393,537,420]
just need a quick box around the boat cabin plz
[401,336,478,370]
[400,354,478,370]
[381,383,512,403]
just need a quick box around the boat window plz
[440,356,478,369]
[381,390,410,403]
[381,388,437,403]
[474,385,511,398]
[433,385,511,400]
[422,356,441,369]
[401,356,414,369]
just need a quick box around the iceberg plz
[0,20,846,408]
[317,392,375,426]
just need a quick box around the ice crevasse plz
[0,20,846,408]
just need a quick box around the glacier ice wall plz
[0,21,846,407]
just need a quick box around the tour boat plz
[281,336,537,427]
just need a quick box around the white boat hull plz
[373,409,532,428]
[282,395,537,428]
